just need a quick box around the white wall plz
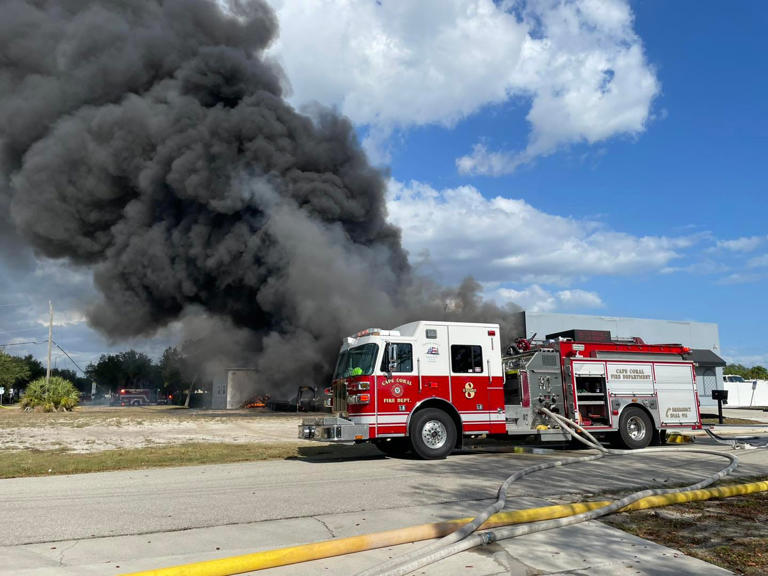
[724,380,768,407]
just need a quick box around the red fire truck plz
[299,321,702,459]
[111,388,155,406]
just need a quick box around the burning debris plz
[244,395,270,409]
[0,0,522,401]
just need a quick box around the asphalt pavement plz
[1,434,766,575]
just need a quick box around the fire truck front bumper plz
[299,416,370,442]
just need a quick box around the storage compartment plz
[575,375,609,425]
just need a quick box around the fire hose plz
[121,414,766,576]
[357,407,743,576]
[705,426,768,448]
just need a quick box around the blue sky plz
[377,0,767,365]
[1,0,766,370]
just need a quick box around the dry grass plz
[0,442,303,478]
[0,405,383,477]
[701,416,764,425]
[603,491,768,575]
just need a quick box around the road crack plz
[314,517,336,538]
[57,540,80,566]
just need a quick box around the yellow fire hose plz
[122,479,768,576]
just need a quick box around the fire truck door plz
[376,341,418,434]
[416,325,450,401]
[449,342,490,430]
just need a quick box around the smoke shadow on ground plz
[286,445,745,515]
[386,446,743,509]
[294,443,387,463]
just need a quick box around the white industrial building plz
[211,368,259,410]
[517,312,726,409]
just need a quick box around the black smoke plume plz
[1,0,520,400]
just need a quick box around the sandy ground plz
[2,405,765,454]
[0,407,311,453]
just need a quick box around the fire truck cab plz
[300,322,702,459]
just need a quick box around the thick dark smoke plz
[1,0,521,400]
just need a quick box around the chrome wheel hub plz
[627,415,647,440]
[422,420,447,449]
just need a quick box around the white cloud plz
[721,350,768,368]
[557,289,604,309]
[717,272,765,285]
[35,309,87,328]
[494,285,557,312]
[490,285,604,313]
[716,236,765,253]
[748,254,768,268]
[387,179,689,285]
[265,0,658,169]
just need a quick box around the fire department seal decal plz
[391,384,404,398]
[464,382,476,399]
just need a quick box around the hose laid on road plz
[118,479,768,576]
[705,426,768,448]
[362,407,740,576]
[121,413,758,576]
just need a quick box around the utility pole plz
[46,300,53,385]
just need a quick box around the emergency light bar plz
[352,328,401,338]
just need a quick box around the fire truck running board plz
[536,429,570,442]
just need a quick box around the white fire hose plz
[358,407,742,576]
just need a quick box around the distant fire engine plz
[300,322,702,459]
[111,388,155,406]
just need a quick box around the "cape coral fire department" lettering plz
[609,368,651,380]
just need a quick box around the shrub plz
[20,376,80,412]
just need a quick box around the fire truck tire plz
[618,406,653,449]
[131,399,141,406]
[409,408,456,460]
[374,438,411,457]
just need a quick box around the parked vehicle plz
[110,388,155,406]
[300,322,702,459]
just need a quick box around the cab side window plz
[451,345,483,373]
[381,343,413,373]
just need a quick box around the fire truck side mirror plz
[387,343,398,372]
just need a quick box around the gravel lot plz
[0,406,311,452]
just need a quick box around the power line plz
[0,326,48,336]
[51,339,87,375]
[0,340,45,348]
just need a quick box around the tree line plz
[724,364,768,381]
[0,347,193,403]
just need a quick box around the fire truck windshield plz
[333,344,379,379]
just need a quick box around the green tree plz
[724,364,749,378]
[85,350,160,394]
[86,354,124,392]
[21,355,45,383]
[0,351,31,389]
[747,365,768,380]
[20,376,80,412]
[159,347,187,402]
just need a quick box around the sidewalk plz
[0,498,733,576]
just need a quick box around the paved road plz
[0,438,766,574]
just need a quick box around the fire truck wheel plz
[618,407,653,449]
[374,438,411,457]
[410,408,456,460]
